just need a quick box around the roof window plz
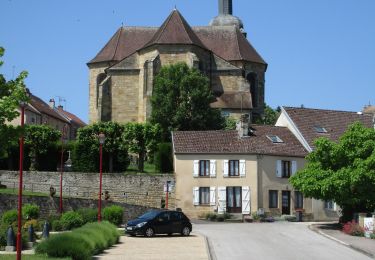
[314,126,327,133]
[267,135,284,143]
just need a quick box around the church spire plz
[219,0,233,15]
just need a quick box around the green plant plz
[370,233,375,239]
[60,211,84,230]
[77,208,98,224]
[52,220,63,231]
[223,212,232,220]
[36,221,120,259]
[1,209,17,225]
[154,142,173,173]
[217,216,224,222]
[23,219,38,231]
[252,212,261,221]
[103,205,123,226]
[22,204,39,220]
[281,215,297,222]
[204,212,215,220]
[209,214,217,221]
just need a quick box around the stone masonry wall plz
[0,194,152,223]
[0,171,175,209]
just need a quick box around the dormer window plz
[267,135,283,143]
[314,126,327,133]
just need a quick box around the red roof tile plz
[283,107,374,150]
[172,125,307,157]
[58,109,86,127]
[29,95,69,123]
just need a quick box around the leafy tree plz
[0,47,29,157]
[123,122,161,172]
[150,63,224,140]
[223,116,237,130]
[290,123,375,222]
[24,125,61,170]
[75,122,128,173]
[253,104,280,125]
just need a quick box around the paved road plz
[194,222,371,260]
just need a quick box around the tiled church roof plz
[172,125,307,157]
[89,10,266,65]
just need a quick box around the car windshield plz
[138,210,160,220]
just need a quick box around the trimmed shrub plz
[342,220,364,236]
[52,220,63,231]
[0,223,9,248]
[370,233,375,239]
[1,209,18,225]
[60,211,84,230]
[22,204,40,220]
[154,143,173,173]
[23,219,38,231]
[36,221,120,260]
[77,208,98,224]
[103,205,123,226]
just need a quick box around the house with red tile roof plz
[88,0,266,124]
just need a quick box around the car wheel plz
[181,226,190,236]
[145,227,154,237]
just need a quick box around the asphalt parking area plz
[94,232,209,260]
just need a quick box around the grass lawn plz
[0,188,48,197]
[125,162,171,175]
[0,254,71,260]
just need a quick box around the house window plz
[269,190,278,208]
[267,135,284,143]
[199,160,210,177]
[314,126,327,133]
[229,160,239,176]
[294,191,303,209]
[324,200,334,210]
[282,161,291,178]
[199,187,210,205]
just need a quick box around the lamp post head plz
[98,133,105,144]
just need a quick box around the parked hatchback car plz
[125,209,192,237]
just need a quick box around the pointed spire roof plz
[143,10,207,49]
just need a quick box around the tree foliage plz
[122,122,161,172]
[24,125,61,170]
[253,104,280,125]
[150,63,224,140]
[290,122,375,221]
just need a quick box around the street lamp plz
[17,88,30,260]
[98,133,105,222]
[59,124,68,214]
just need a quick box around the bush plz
[154,143,173,173]
[370,233,375,239]
[103,205,123,226]
[60,211,84,230]
[0,223,10,248]
[342,220,364,236]
[1,209,18,225]
[36,221,120,260]
[217,216,224,222]
[52,220,63,231]
[23,219,38,231]
[77,208,98,224]
[22,204,40,220]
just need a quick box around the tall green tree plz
[290,122,375,222]
[150,63,224,140]
[0,47,29,157]
[24,125,61,170]
[253,104,280,125]
[123,122,161,172]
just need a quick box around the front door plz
[282,191,291,215]
[227,187,242,213]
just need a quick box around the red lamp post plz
[17,89,30,260]
[98,133,105,222]
[59,124,68,214]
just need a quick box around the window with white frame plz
[229,160,239,176]
[199,187,210,205]
[199,160,210,177]
[269,190,278,208]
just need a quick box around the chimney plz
[236,114,250,137]
[49,99,55,109]
[219,0,233,15]
[57,105,63,111]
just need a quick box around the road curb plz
[308,224,375,259]
[196,231,216,260]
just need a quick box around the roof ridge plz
[284,106,370,115]
[111,26,123,61]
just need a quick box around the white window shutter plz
[210,160,216,177]
[210,187,216,206]
[240,160,246,177]
[276,160,282,178]
[193,187,199,205]
[193,160,199,177]
[217,186,226,214]
[223,160,229,177]
[291,161,297,175]
[242,186,250,214]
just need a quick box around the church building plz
[87,0,267,124]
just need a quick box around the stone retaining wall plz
[0,170,175,209]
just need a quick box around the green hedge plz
[22,204,40,220]
[36,221,120,260]
[103,205,123,226]
[77,208,98,224]
[60,211,83,230]
[1,209,17,225]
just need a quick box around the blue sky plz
[1,0,374,123]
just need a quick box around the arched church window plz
[247,72,258,108]
[96,73,106,108]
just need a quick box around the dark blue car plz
[125,210,192,237]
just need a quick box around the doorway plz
[282,191,291,215]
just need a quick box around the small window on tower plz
[267,135,283,143]
[314,126,327,133]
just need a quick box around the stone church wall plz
[0,170,175,209]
